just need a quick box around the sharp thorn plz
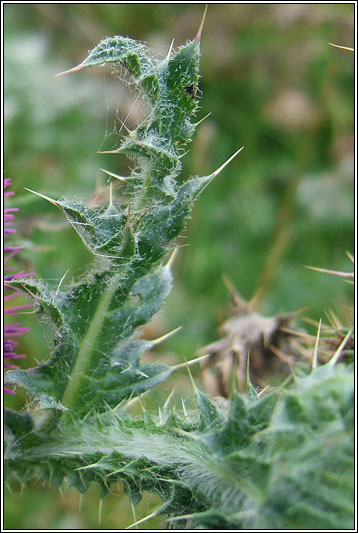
[152,326,182,345]
[75,458,103,471]
[195,4,208,41]
[325,307,342,329]
[211,146,244,179]
[181,397,188,417]
[166,513,195,524]
[54,63,84,78]
[257,385,270,397]
[122,136,146,148]
[55,269,70,296]
[173,353,211,371]
[183,356,197,393]
[125,506,161,529]
[163,388,176,410]
[198,146,244,196]
[178,149,190,159]
[13,283,39,302]
[165,247,178,269]
[305,265,354,278]
[117,116,133,135]
[194,112,212,127]
[100,168,126,182]
[96,150,120,154]
[166,38,175,60]
[312,319,322,370]
[24,188,60,208]
[137,396,146,414]
[328,43,354,52]
[280,327,316,339]
[327,329,352,366]
[221,274,244,307]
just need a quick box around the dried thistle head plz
[199,281,305,397]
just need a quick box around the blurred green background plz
[4,3,354,529]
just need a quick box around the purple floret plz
[4,179,32,394]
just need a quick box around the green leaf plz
[74,36,153,78]
[6,266,173,415]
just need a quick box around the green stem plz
[61,278,119,410]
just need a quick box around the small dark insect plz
[185,84,198,99]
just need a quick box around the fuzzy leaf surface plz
[5,364,354,529]
[5,35,205,419]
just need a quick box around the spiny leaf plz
[7,20,352,533]
[6,364,353,529]
[6,266,173,415]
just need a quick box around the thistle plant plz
[4,178,32,395]
[4,16,354,530]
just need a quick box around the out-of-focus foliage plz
[4,3,354,530]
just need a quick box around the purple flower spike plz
[4,179,32,395]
